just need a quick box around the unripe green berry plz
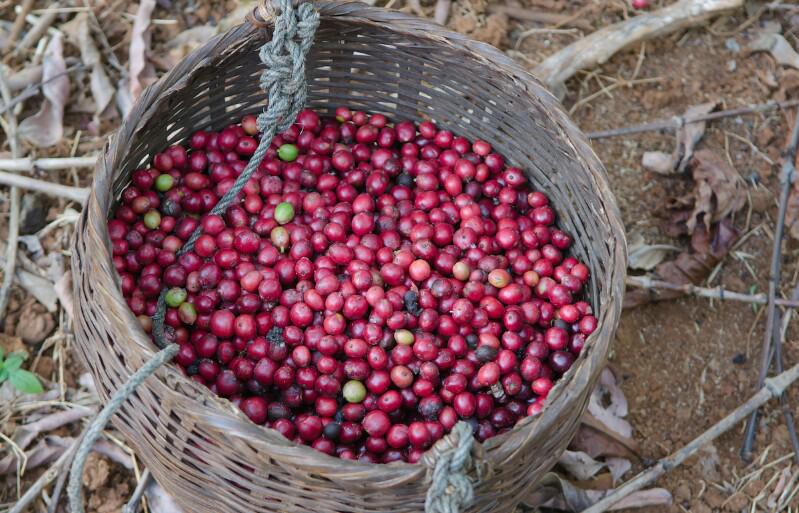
[274,202,295,225]
[155,174,174,192]
[165,288,187,307]
[343,380,366,403]
[277,144,298,162]
[143,210,161,229]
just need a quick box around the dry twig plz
[587,99,799,139]
[0,156,97,172]
[625,276,799,308]
[533,0,744,99]
[0,65,20,327]
[742,112,799,461]
[582,362,799,513]
[0,170,89,203]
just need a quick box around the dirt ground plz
[2,0,799,512]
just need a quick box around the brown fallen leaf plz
[524,473,672,511]
[642,101,719,174]
[684,150,746,233]
[18,35,69,147]
[130,0,157,100]
[624,219,741,308]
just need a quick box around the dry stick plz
[532,0,744,100]
[7,431,86,513]
[2,0,34,52]
[433,0,451,25]
[122,469,151,513]
[774,309,799,468]
[0,156,98,172]
[13,2,60,56]
[741,108,799,462]
[586,98,799,139]
[485,5,594,31]
[0,170,89,203]
[625,276,799,307]
[0,62,85,116]
[0,67,20,328]
[582,362,799,513]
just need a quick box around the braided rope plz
[67,344,179,513]
[425,421,476,513]
[67,3,318,511]
[151,0,319,349]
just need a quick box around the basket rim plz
[74,0,627,479]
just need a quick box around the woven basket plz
[71,2,626,511]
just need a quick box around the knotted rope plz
[425,421,477,513]
[151,0,319,349]
[67,2,318,511]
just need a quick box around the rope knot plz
[255,0,319,134]
[424,422,477,513]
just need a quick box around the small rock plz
[725,37,741,52]
[689,500,712,513]
[18,193,48,235]
[704,487,726,509]
[750,187,772,213]
[727,60,737,72]
[675,481,691,501]
[14,300,55,345]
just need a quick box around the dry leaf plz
[685,150,746,233]
[524,473,672,511]
[572,368,639,461]
[749,33,799,69]
[78,14,115,118]
[628,233,681,271]
[587,368,631,438]
[606,457,632,485]
[559,450,607,481]
[54,272,74,319]
[15,300,55,345]
[14,407,94,450]
[130,0,157,100]
[18,35,69,147]
[642,102,719,174]
[625,219,741,308]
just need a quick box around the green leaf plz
[8,351,29,361]
[9,370,44,394]
[0,367,8,383]
[0,346,4,363]
[3,356,23,373]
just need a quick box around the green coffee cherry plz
[165,288,187,307]
[155,174,174,192]
[394,329,414,346]
[274,202,295,225]
[277,144,299,162]
[343,380,366,403]
[143,210,161,229]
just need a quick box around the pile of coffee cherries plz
[109,108,598,463]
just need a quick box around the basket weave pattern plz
[72,2,626,511]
